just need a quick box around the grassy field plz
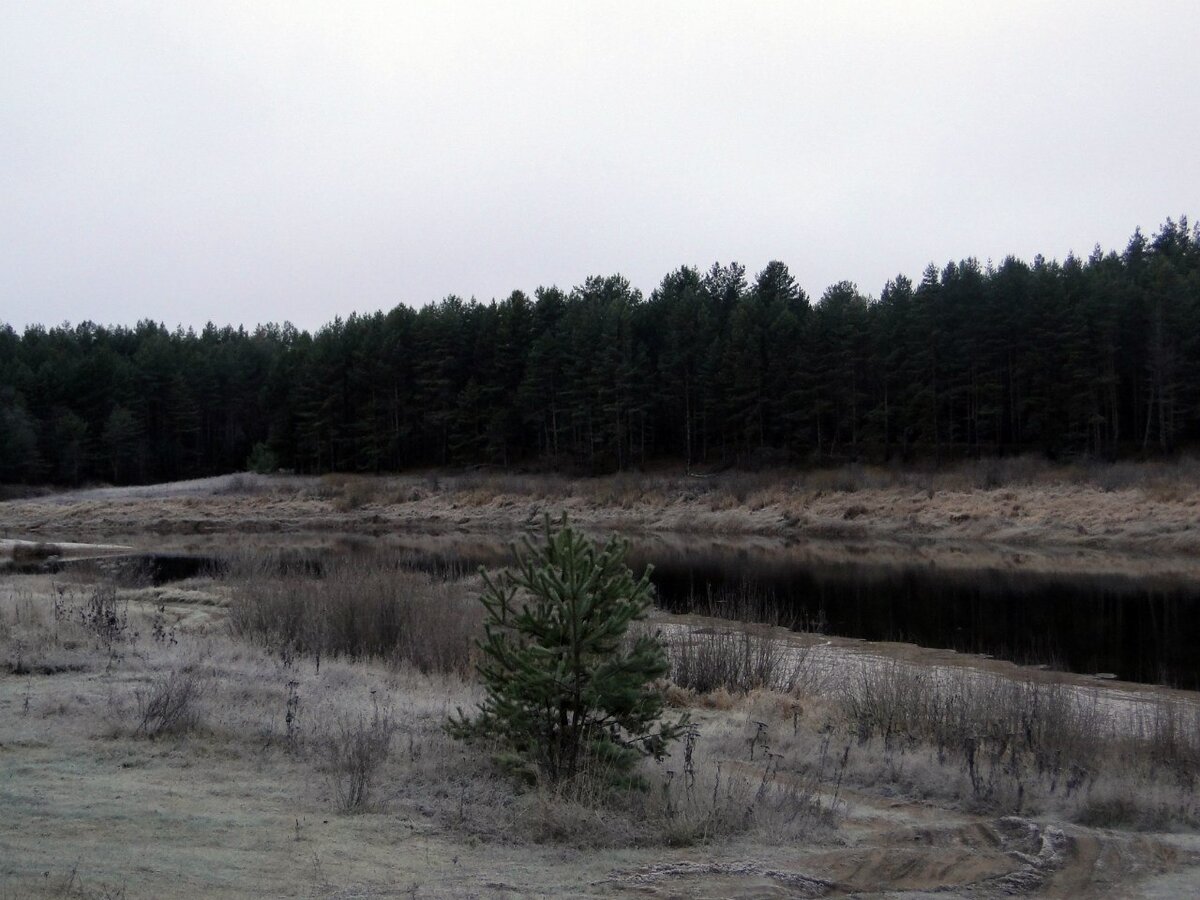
[4,538,1200,897]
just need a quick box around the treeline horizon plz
[2,218,1199,486]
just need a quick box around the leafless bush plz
[837,660,1200,821]
[647,757,826,846]
[669,626,812,695]
[952,455,1050,490]
[1073,788,1173,830]
[293,471,381,507]
[79,583,135,645]
[1,582,99,675]
[334,480,381,512]
[507,720,831,848]
[843,663,1107,772]
[803,465,877,494]
[448,471,568,499]
[1135,697,1200,783]
[227,552,482,675]
[134,667,207,738]
[841,661,932,749]
[325,706,397,813]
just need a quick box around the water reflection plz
[85,530,1200,689]
[376,534,1200,689]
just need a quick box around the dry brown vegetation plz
[226,550,482,677]
[5,548,1200,896]
[4,459,1200,582]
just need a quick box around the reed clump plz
[837,659,1200,825]
[227,550,482,676]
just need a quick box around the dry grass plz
[666,624,816,696]
[363,456,1200,503]
[323,705,398,813]
[509,723,836,849]
[7,461,1200,583]
[0,572,839,855]
[226,550,482,676]
[6,564,1199,841]
[835,659,1200,826]
[5,552,1200,894]
[133,666,208,738]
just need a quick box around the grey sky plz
[2,1,1198,332]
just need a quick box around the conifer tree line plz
[2,219,1198,485]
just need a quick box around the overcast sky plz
[2,1,1198,332]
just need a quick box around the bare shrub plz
[843,664,1105,773]
[836,659,1200,822]
[215,472,252,494]
[325,706,397,813]
[310,472,351,499]
[228,552,481,676]
[1074,789,1171,830]
[647,756,825,846]
[575,471,646,508]
[669,626,811,695]
[1,582,101,675]
[953,455,1050,490]
[804,465,872,494]
[134,667,207,738]
[1136,696,1200,783]
[334,480,380,512]
[79,583,135,646]
[842,662,923,748]
[506,721,831,848]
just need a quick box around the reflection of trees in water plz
[157,530,1200,689]
[340,533,1200,689]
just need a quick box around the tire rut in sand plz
[601,817,1197,897]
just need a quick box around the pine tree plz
[450,516,686,782]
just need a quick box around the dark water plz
[646,558,1200,689]
[61,534,1200,688]
[41,552,224,585]
[373,537,1200,689]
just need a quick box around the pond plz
[336,533,1200,690]
[57,531,1200,689]
[647,556,1200,688]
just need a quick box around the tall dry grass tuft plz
[134,666,208,738]
[685,582,801,630]
[505,713,835,848]
[836,659,1200,823]
[227,551,482,676]
[668,625,815,695]
[841,662,1109,773]
[1136,697,1200,783]
[324,705,397,813]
